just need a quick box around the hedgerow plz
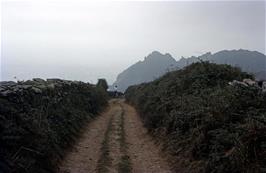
[125,62,266,173]
[0,79,108,173]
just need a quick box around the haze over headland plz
[1,0,265,83]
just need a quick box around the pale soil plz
[58,101,116,173]
[99,102,123,173]
[58,99,173,173]
[122,102,172,173]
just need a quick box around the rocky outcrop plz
[113,49,266,92]
[112,51,178,92]
[176,49,266,79]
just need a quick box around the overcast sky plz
[1,0,265,84]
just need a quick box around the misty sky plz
[1,0,265,84]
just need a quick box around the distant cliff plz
[177,49,266,78]
[113,49,266,92]
[112,51,178,92]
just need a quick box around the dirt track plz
[59,99,172,173]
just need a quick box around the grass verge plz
[118,104,132,173]
[96,113,114,173]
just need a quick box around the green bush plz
[97,78,108,91]
[125,62,266,173]
[0,80,108,173]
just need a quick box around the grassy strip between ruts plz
[96,112,114,173]
[118,104,132,173]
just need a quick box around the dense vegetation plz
[125,62,266,173]
[0,79,108,173]
[97,78,108,91]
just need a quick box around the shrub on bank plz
[125,62,266,173]
[0,79,108,173]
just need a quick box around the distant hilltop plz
[112,49,266,92]
[112,51,178,92]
